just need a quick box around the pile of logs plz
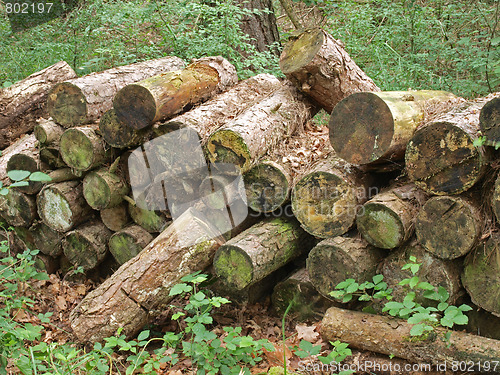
[1,27,499,365]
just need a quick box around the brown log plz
[69,208,224,342]
[31,221,64,257]
[478,93,500,144]
[46,56,185,127]
[113,56,238,130]
[491,172,500,224]
[83,168,129,210]
[0,61,77,148]
[100,202,130,232]
[34,253,59,274]
[0,189,37,227]
[279,28,380,113]
[0,134,36,186]
[108,224,153,265]
[321,306,500,367]
[12,226,36,252]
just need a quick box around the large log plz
[108,224,153,265]
[279,28,380,113]
[70,208,224,342]
[329,90,458,169]
[462,234,500,317]
[415,196,483,259]
[113,56,238,130]
[0,61,77,148]
[405,96,490,195]
[83,168,129,210]
[213,216,314,290]
[0,189,37,227]
[321,306,500,367]
[478,93,500,144]
[46,56,185,127]
[206,82,315,172]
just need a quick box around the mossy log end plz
[213,217,314,290]
[83,168,129,210]
[108,225,153,265]
[462,234,500,317]
[478,93,500,144]
[416,196,483,259]
[291,152,370,238]
[34,118,64,145]
[32,221,65,257]
[113,56,237,130]
[6,143,44,194]
[0,189,37,227]
[279,28,380,113]
[100,202,130,231]
[405,96,490,195]
[307,235,386,300]
[99,109,151,149]
[329,90,458,168]
[69,208,223,343]
[206,82,315,172]
[321,306,500,366]
[46,56,185,127]
[37,181,93,232]
[356,184,426,249]
[128,199,170,233]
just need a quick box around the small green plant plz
[0,169,51,195]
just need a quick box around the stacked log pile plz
[1,28,499,363]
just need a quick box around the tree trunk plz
[100,202,130,232]
[279,28,380,114]
[291,151,370,238]
[307,235,386,300]
[0,189,37,227]
[69,208,224,343]
[356,184,427,249]
[108,224,153,265]
[113,56,238,130]
[321,306,500,367]
[62,221,112,271]
[46,56,185,127]
[34,118,64,145]
[0,61,77,148]
[0,134,36,186]
[206,82,315,172]
[31,221,64,257]
[415,196,483,260]
[99,109,152,149]
[478,93,500,144]
[329,90,458,169]
[213,216,314,290]
[462,234,500,317]
[127,198,170,233]
[405,96,490,195]
[36,181,93,232]
[82,168,129,210]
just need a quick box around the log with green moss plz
[46,168,79,183]
[478,93,500,144]
[108,224,153,265]
[5,144,44,195]
[462,234,500,317]
[356,184,426,249]
[31,221,64,257]
[213,216,314,290]
[329,90,458,169]
[39,146,66,169]
[279,28,380,113]
[405,96,490,195]
[100,202,130,232]
[36,181,93,232]
[0,189,37,227]
[99,109,152,149]
[113,56,237,130]
[415,195,483,260]
[34,253,59,274]
[46,56,185,127]
[0,134,36,186]
[307,235,386,300]
[128,197,170,233]
[83,168,129,210]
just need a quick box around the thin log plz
[31,221,64,257]
[83,168,129,210]
[491,172,500,223]
[0,189,37,227]
[47,168,79,183]
[0,61,77,148]
[478,93,500,144]
[100,202,130,232]
[34,118,64,145]
[108,224,153,265]
[47,56,185,127]
[279,28,380,113]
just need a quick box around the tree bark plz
[415,196,483,260]
[69,208,223,343]
[279,28,380,114]
[329,90,458,169]
[462,234,500,317]
[213,216,314,290]
[307,235,386,300]
[100,202,131,232]
[206,81,315,172]
[46,56,185,127]
[31,221,64,257]
[0,189,37,227]
[0,61,77,148]
[108,224,153,265]
[99,109,152,149]
[405,96,490,195]
[113,56,238,130]
[356,184,427,249]
[82,168,129,210]
[321,306,500,367]
[478,93,500,144]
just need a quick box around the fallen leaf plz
[55,295,67,311]
[295,323,319,342]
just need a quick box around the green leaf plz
[416,281,434,290]
[459,304,473,312]
[29,172,52,182]
[0,188,9,195]
[137,330,150,341]
[410,323,425,336]
[2,81,12,88]
[437,302,448,311]
[336,279,355,289]
[372,274,384,284]
[7,170,31,181]
[345,282,359,294]
[452,314,468,325]
[169,283,192,296]
[9,181,29,188]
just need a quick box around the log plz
[478,93,500,144]
[356,184,427,249]
[321,306,500,367]
[62,221,112,271]
[39,146,66,169]
[291,151,370,238]
[279,28,380,113]
[405,96,490,195]
[329,90,458,168]
[307,235,386,300]
[46,168,80,183]
[415,196,483,259]
[0,61,77,148]
[213,216,314,290]
[206,82,315,172]
[6,142,44,194]
[33,118,64,145]
[12,226,36,251]
[108,224,153,265]
[83,168,129,210]
[113,56,238,130]
[36,181,93,232]
[46,56,185,127]
[34,253,59,274]
[99,109,151,149]
[100,202,130,232]
[69,208,224,342]
[128,197,170,233]
[462,234,500,317]
[0,134,36,186]
[0,189,37,227]
[31,221,64,257]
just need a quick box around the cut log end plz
[113,84,156,130]
[100,109,149,148]
[83,169,128,210]
[356,202,405,249]
[479,97,500,142]
[213,245,253,290]
[206,129,250,170]
[279,28,324,74]
[47,82,87,127]
[0,189,37,227]
[60,126,107,171]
